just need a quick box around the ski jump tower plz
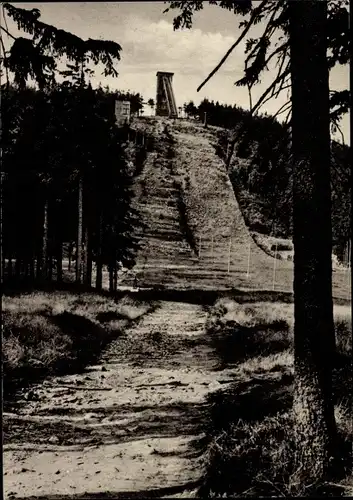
[156,72,178,118]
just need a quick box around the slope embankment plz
[120,119,199,289]
[121,117,293,292]
[121,117,350,301]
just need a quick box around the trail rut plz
[4,301,236,499]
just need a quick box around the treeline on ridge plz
[1,83,147,290]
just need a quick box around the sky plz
[1,1,350,143]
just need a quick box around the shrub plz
[2,291,154,397]
[203,299,352,498]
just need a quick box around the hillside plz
[187,99,351,259]
[120,117,350,301]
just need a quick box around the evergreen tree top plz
[1,3,122,89]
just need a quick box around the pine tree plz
[1,3,123,287]
[166,0,350,489]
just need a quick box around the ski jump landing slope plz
[121,117,293,292]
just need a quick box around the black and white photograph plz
[1,1,351,498]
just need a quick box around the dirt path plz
[4,301,235,499]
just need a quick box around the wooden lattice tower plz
[156,72,178,118]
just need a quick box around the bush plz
[2,291,154,397]
[202,299,352,498]
[203,412,295,498]
[271,242,293,252]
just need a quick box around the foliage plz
[202,298,352,497]
[1,3,122,89]
[2,291,152,395]
[185,98,350,254]
[165,0,350,136]
[2,83,140,281]
[183,100,198,118]
[115,90,144,115]
[169,0,350,487]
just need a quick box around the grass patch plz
[202,298,352,497]
[2,291,155,399]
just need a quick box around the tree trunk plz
[68,242,72,272]
[24,257,29,280]
[87,252,92,289]
[83,226,88,285]
[48,252,53,283]
[76,177,83,284]
[36,254,41,281]
[0,173,3,287]
[289,0,337,488]
[56,242,63,283]
[15,254,21,280]
[83,226,92,287]
[226,137,236,171]
[29,255,35,282]
[108,263,114,293]
[95,212,103,291]
[1,253,5,285]
[8,255,12,280]
[113,255,118,293]
[42,199,49,281]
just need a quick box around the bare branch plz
[247,80,253,110]
[244,2,280,67]
[258,79,290,111]
[272,100,291,119]
[0,36,10,86]
[251,65,290,115]
[270,47,289,98]
[197,0,269,93]
[263,41,289,71]
[2,4,11,37]
[331,119,345,145]
[284,108,292,126]
[273,81,290,99]
[0,25,16,40]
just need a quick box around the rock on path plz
[4,301,234,499]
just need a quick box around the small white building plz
[115,100,131,127]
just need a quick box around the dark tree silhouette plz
[183,100,198,118]
[289,1,337,485]
[1,3,122,89]
[165,0,350,489]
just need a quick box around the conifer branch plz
[259,79,290,110]
[244,1,283,68]
[2,3,122,86]
[272,100,291,119]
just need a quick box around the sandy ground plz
[4,301,237,499]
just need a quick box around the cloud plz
[119,16,244,76]
[104,15,249,109]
